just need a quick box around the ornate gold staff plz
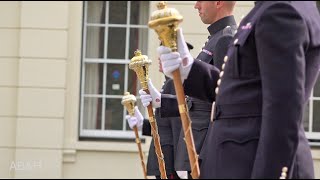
[129,50,167,179]
[148,1,200,179]
[121,92,148,179]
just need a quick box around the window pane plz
[86,26,105,58]
[83,97,103,130]
[106,64,125,95]
[107,27,126,59]
[109,1,127,24]
[84,63,104,94]
[314,75,320,97]
[130,1,149,25]
[105,98,124,130]
[303,102,310,131]
[313,100,320,132]
[129,28,148,59]
[87,1,106,24]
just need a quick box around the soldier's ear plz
[216,1,223,9]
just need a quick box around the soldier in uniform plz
[140,1,237,178]
[192,1,237,70]
[126,43,194,179]
[158,1,320,179]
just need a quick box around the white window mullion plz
[101,63,107,130]
[104,1,109,56]
[80,1,89,134]
[87,23,147,28]
[125,1,131,61]
[84,58,131,64]
[84,94,124,99]
[309,91,314,133]
[101,1,110,130]
[122,1,131,131]
[314,97,320,100]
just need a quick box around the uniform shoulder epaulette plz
[222,25,237,36]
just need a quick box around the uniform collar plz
[254,1,265,6]
[207,15,237,36]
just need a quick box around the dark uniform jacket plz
[161,15,237,116]
[196,15,238,70]
[142,78,182,178]
[183,1,320,179]
[160,16,237,171]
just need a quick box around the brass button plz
[224,56,228,62]
[215,87,219,94]
[219,71,224,77]
[217,79,221,86]
[234,38,238,45]
[282,167,288,173]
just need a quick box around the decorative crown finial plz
[134,49,142,57]
[157,1,167,10]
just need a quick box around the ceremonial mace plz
[148,2,200,179]
[121,92,148,179]
[129,50,167,179]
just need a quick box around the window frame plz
[79,1,149,139]
[306,88,320,144]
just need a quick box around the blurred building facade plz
[0,1,319,178]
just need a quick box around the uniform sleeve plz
[183,60,220,103]
[251,3,308,179]
[214,35,233,71]
[142,119,152,136]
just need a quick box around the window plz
[304,73,320,144]
[80,1,149,139]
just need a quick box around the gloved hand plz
[139,79,161,108]
[158,28,194,82]
[176,171,188,179]
[126,106,144,130]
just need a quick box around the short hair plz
[225,1,236,11]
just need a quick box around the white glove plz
[158,28,194,82]
[139,79,161,108]
[176,171,188,179]
[126,106,144,130]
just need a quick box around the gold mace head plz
[129,50,152,90]
[121,92,137,116]
[148,1,183,52]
